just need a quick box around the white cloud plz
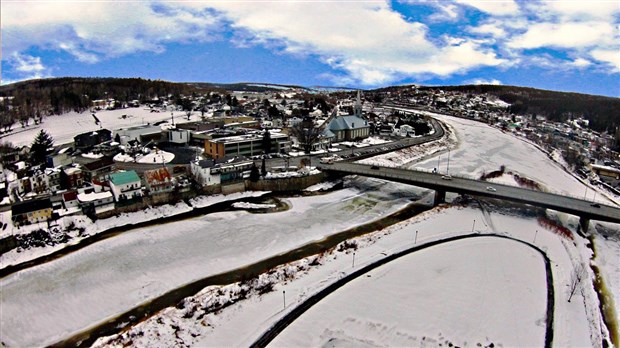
[1,2,222,63]
[204,1,505,85]
[465,78,502,85]
[427,3,460,22]
[467,22,507,38]
[507,21,617,49]
[5,53,51,82]
[590,49,620,72]
[570,58,592,68]
[455,0,520,16]
[2,0,617,86]
[538,1,620,21]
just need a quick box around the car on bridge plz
[441,175,452,180]
[486,186,497,192]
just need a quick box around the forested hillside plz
[422,85,620,133]
[0,77,209,126]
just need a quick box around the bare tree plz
[290,120,323,155]
[568,262,587,303]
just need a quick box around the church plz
[325,91,370,142]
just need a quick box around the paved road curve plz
[320,162,620,225]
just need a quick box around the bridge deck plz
[320,162,620,225]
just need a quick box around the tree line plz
[0,77,206,131]
[422,85,620,133]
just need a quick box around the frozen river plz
[0,179,422,347]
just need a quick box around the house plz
[108,170,142,202]
[82,157,115,182]
[45,168,61,192]
[144,167,175,194]
[190,159,220,187]
[74,129,112,151]
[77,191,115,216]
[61,166,84,190]
[46,147,73,168]
[190,157,253,187]
[11,197,53,226]
[62,191,80,209]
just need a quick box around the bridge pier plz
[434,190,446,206]
[579,216,590,234]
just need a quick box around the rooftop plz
[109,170,141,185]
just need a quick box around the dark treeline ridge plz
[0,77,209,115]
[189,82,307,93]
[420,85,620,133]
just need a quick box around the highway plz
[319,162,620,225]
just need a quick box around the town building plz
[82,157,115,182]
[115,124,162,145]
[11,197,53,226]
[190,157,253,187]
[144,167,175,194]
[74,129,112,151]
[77,191,115,216]
[327,115,370,141]
[204,132,291,159]
[108,170,142,202]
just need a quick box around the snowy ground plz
[272,237,547,348]
[113,149,175,164]
[2,111,617,347]
[0,179,419,347]
[92,205,598,348]
[0,107,194,147]
[0,191,267,269]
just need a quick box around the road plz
[265,118,445,170]
[320,162,620,225]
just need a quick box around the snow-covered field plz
[94,205,598,348]
[272,237,547,348]
[0,107,194,147]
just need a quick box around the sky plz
[1,0,619,97]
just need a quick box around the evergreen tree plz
[30,130,54,165]
[261,158,267,177]
[249,162,260,182]
[262,130,272,154]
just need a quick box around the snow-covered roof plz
[328,115,369,131]
[77,191,113,203]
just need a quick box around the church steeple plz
[354,90,362,117]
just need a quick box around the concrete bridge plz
[319,162,620,230]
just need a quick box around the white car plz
[486,186,497,192]
[441,175,452,180]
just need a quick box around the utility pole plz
[533,230,538,243]
[282,290,286,309]
[352,252,356,268]
[415,230,418,244]
[472,219,476,232]
[447,149,451,176]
